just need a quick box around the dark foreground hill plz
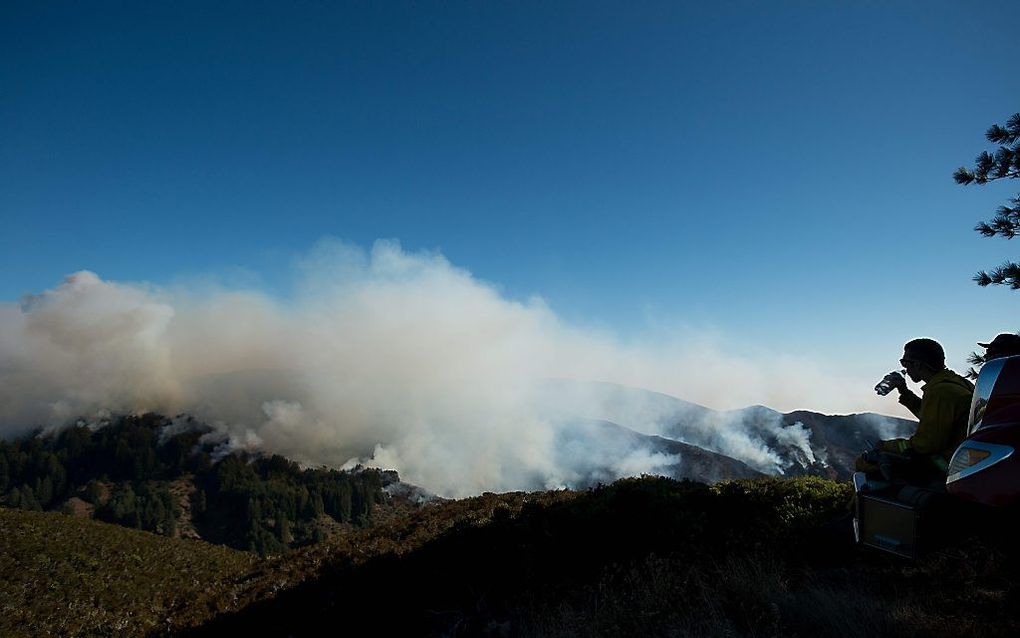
[3,475,1019,637]
[188,477,1020,637]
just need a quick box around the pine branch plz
[960,113,1020,292]
[974,271,994,286]
[987,124,1011,144]
[994,147,1018,178]
[957,113,1020,184]
[974,261,1020,288]
[954,167,976,185]
[958,157,1019,184]
[974,151,997,183]
[986,113,1020,144]
[1009,113,1020,133]
[974,198,1020,239]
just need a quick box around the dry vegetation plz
[3,476,1019,637]
[0,508,258,637]
[0,482,573,636]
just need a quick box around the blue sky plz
[2,1,1019,388]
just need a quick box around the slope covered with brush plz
[0,507,264,637]
[191,475,1020,637]
[5,475,1020,637]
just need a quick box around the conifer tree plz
[955,112,1020,288]
[164,509,178,536]
[35,476,53,508]
[20,484,41,511]
[275,516,292,545]
[338,481,353,522]
[45,455,66,498]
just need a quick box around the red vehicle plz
[946,354,1020,507]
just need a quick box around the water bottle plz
[874,370,905,396]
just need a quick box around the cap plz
[978,333,1020,353]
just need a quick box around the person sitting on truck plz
[856,338,974,485]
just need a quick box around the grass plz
[0,508,261,637]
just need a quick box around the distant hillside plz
[661,405,915,480]
[0,414,391,555]
[0,409,765,558]
[0,382,920,557]
[0,382,922,560]
[555,418,763,484]
[548,381,916,479]
[780,409,914,479]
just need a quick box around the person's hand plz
[860,448,882,464]
[876,439,907,454]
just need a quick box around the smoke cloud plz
[0,239,900,496]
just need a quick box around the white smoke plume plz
[0,239,901,496]
[858,412,914,442]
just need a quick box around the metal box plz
[857,493,920,559]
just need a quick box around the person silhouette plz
[856,338,974,486]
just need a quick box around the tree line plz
[0,413,386,555]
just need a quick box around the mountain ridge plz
[0,383,918,557]
[551,381,915,480]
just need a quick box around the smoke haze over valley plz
[2,239,911,496]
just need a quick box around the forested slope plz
[0,414,386,554]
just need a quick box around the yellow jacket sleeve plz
[898,389,921,418]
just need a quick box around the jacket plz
[896,368,975,469]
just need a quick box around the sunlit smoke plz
[0,239,903,496]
